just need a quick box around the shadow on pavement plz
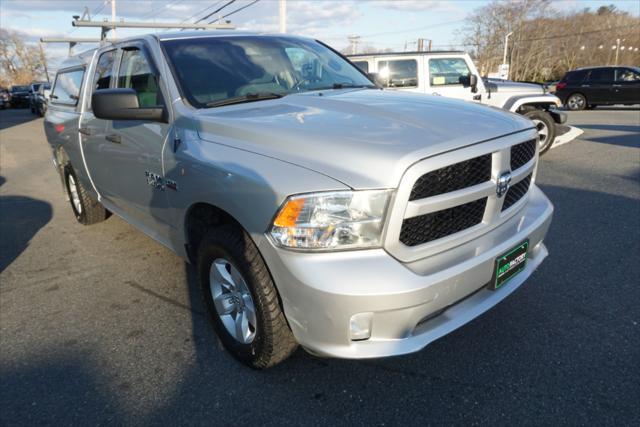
[0,109,40,131]
[1,185,638,424]
[0,190,53,274]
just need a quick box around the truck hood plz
[195,89,534,189]
[488,80,545,94]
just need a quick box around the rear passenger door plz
[104,43,172,232]
[586,68,615,104]
[80,48,116,199]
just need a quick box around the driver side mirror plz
[470,74,478,93]
[92,88,166,122]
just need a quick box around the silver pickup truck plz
[44,31,553,368]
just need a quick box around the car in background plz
[29,82,49,114]
[9,85,31,108]
[348,51,565,153]
[555,66,640,110]
[0,87,9,109]
[34,83,51,116]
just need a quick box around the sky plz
[1,0,639,70]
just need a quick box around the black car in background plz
[9,85,31,108]
[555,66,640,110]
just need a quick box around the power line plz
[217,0,261,21]
[195,0,236,24]
[140,0,187,21]
[182,1,223,23]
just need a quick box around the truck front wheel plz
[64,165,109,225]
[197,225,298,368]
[523,110,555,154]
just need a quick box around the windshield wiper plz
[331,83,377,89]
[206,92,285,108]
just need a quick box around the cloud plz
[373,0,464,14]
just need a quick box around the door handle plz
[105,134,121,144]
[612,84,622,87]
[581,85,590,87]
[79,127,92,136]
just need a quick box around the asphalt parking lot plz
[1,107,639,425]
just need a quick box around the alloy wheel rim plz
[568,96,584,110]
[68,175,82,214]
[209,258,257,344]
[531,119,549,148]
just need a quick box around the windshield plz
[162,36,374,108]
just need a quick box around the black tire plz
[566,93,587,110]
[197,225,297,369]
[64,165,109,225]
[523,109,556,154]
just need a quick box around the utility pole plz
[38,43,50,82]
[614,38,621,65]
[502,31,513,80]
[417,38,424,52]
[348,35,361,55]
[279,0,286,33]
[111,0,117,40]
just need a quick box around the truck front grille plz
[510,139,536,170]
[502,174,532,211]
[400,198,487,246]
[409,154,491,200]
[384,133,540,261]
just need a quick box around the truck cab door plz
[101,43,172,235]
[426,57,479,102]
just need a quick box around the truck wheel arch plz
[184,202,250,264]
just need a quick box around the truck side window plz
[378,60,418,88]
[51,68,85,106]
[352,61,369,73]
[429,58,471,86]
[94,50,115,90]
[117,48,162,108]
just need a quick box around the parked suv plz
[348,51,565,153]
[45,32,553,368]
[555,66,640,110]
[9,85,30,108]
[29,82,49,114]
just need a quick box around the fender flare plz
[503,94,562,113]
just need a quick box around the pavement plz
[1,107,639,425]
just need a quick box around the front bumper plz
[258,185,553,359]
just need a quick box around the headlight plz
[269,190,392,250]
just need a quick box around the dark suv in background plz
[555,66,640,110]
[9,85,31,108]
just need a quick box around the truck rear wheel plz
[197,225,298,369]
[524,110,555,154]
[64,165,109,225]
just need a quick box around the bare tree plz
[460,1,640,81]
[0,29,49,87]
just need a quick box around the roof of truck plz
[348,50,465,58]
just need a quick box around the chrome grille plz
[502,174,532,211]
[384,131,539,262]
[510,139,536,170]
[400,198,487,246]
[409,155,491,200]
